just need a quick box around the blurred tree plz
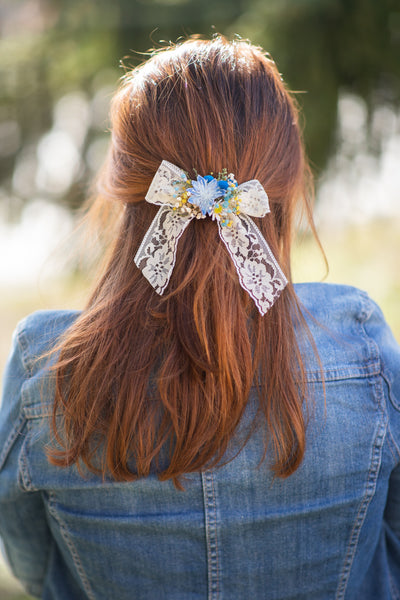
[0,0,398,209]
[228,0,400,174]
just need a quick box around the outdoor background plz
[0,0,399,597]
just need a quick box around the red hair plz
[49,36,317,488]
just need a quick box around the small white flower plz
[242,262,273,301]
[221,221,250,251]
[163,210,189,236]
[142,248,173,290]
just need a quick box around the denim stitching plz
[201,470,220,599]
[335,375,387,599]
[47,491,96,600]
[336,294,388,598]
[335,412,386,598]
[17,322,32,377]
[0,413,26,471]
[0,324,31,471]
[304,364,380,384]
[211,473,220,598]
[18,423,36,491]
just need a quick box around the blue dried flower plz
[187,175,222,215]
[218,180,229,190]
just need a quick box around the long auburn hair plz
[49,35,318,488]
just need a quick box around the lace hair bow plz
[134,161,287,315]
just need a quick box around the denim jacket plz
[1,283,400,600]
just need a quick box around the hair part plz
[48,35,319,489]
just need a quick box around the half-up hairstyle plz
[48,35,317,488]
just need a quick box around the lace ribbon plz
[134,161,287,315]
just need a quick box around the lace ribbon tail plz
[218,214,288,316]
[134,205,194,295]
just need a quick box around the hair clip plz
[134,161,287,315]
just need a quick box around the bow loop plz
[134,161,287,314]
[146,161,189,207]
[236,180,270,217]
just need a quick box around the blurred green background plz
[0,0,399,597]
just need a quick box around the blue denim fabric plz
[1,283,400,599]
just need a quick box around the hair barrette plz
[134,160,287,315]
